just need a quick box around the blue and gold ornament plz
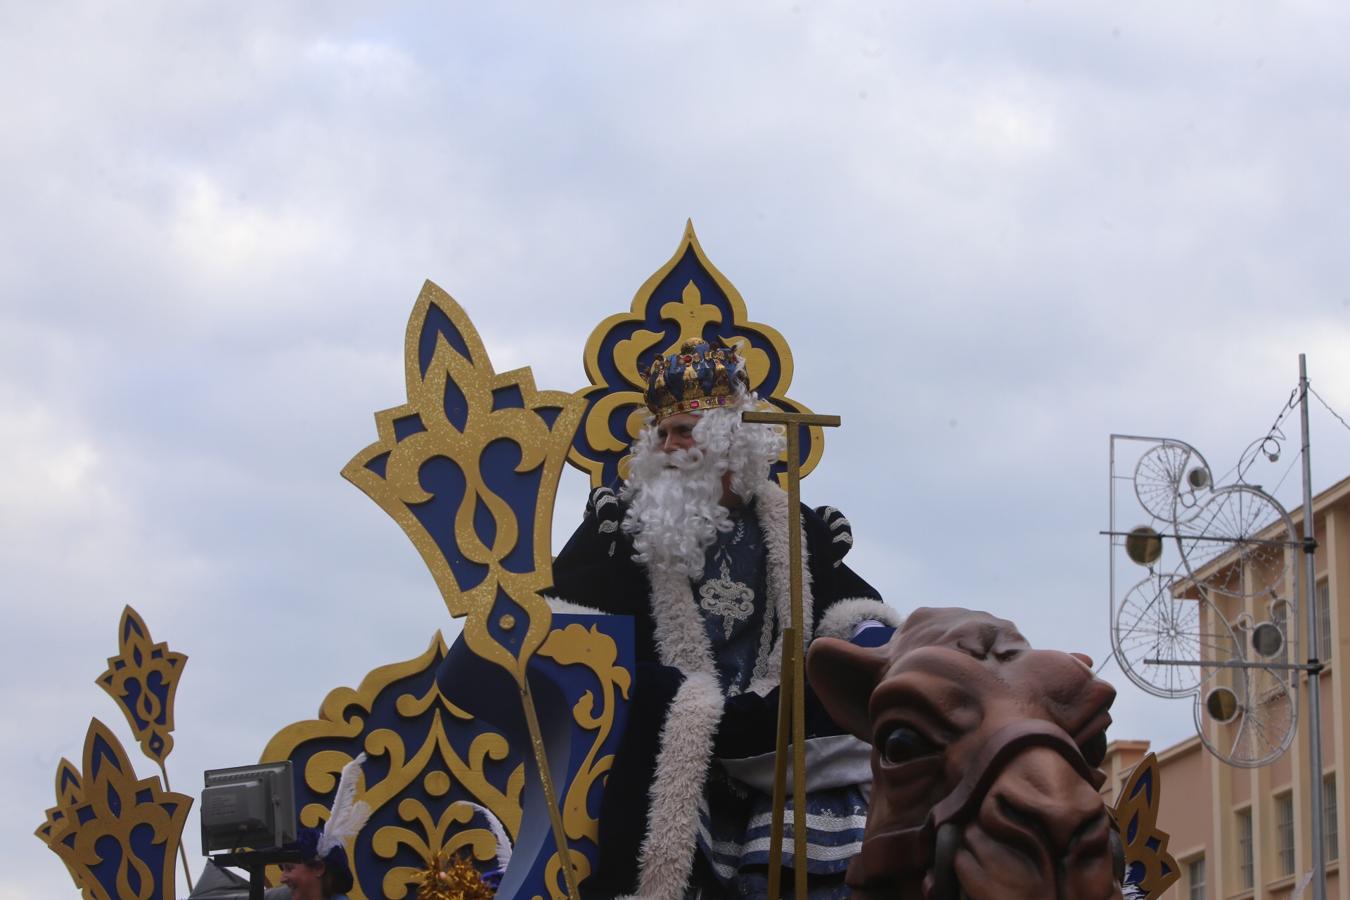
[95,606,187,765]
[34,719,192,900]
[568,220,827,488]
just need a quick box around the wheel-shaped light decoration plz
[1174,485,1296,603]
[1193,663,1297,768]
[1109,434,1301,768]
[1112,572,1243,699]
[1133,440,1213,524]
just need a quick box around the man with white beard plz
[551,339,902,899]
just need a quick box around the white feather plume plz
[464,801,513,870]
[317,752,372,857]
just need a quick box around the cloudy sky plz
[5,2,1350,895]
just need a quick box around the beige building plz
[1104,476,1350,898]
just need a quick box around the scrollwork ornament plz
[343,281,586,684]
[536,623,631,843]
[1111,753,1180,898]
[34,758,92,894]
[569,220,824,488]
[35,718,191,900]
[95,605,187,765]
[262,633,526,900]
[343,281,591,897]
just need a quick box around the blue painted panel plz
[419,303,473,378]
[479,439,543,575]
[282,615,634,900]
[409,456,489,592]
[393,414,427,441]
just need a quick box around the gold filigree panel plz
[261,621,630,900]
[537,623,630,844]
[568,220,824,488]
[1111,753,1180,899]
[35,719,191,900]
[262,633,524,900]
[96,606,187,764]
[343,280,586,683]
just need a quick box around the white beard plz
[621,400,785,578]
[622,442,732,578]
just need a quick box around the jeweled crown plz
[643,338,749,420]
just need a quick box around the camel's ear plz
[807,637,888,742]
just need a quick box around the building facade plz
[1104,476,1350,898]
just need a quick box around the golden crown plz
[643,338,750,421]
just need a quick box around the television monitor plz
[200,760,296,855]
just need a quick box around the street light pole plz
[1300,353,1327,900]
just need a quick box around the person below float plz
[271,754,371,900]
[550,339,902,899]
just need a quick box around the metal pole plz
[784,423,809,900]
[1109,437,1117,663]
[765,628,795,899]
[1300,353,1327,900]
[744,410,839,900]
[520,675,582,900]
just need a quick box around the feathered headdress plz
[463,801,512,873]
[318,752,372,858]
[292,752,372,892]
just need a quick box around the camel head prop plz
[807,607,1123,900]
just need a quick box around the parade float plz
[35,224,1178,899]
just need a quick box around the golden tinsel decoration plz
[413,850,497,900]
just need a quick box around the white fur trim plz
[813,597,904,641]
[745,480,813,696]
[648,567,717,674]
[543,595,610,616]
[629,672,724,900]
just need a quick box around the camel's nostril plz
[986,746,1115,857]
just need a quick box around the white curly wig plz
[621,393,786,577]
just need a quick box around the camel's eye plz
[879,725,937,764]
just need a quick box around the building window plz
[1317,577,1332,660]
[1277,791,1295,874]
[1237,807,1254,889]
[1272,599,1290,661]
[1326,774,1339,862]
[1188,855,1206,900]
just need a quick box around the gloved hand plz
[587,486,622,535]
[815,505,853,567]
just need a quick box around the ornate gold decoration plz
[34,719,192,900]
[342,280,589,897]
[343,280,584,683]
[1111,752,1180,899]
[260,617,630,899]
[569,220,824,488]
[536,623,631,844]
[412,849,498,900]
[34,759,92,894]
[262,633,523,900]
[96,605,187,765]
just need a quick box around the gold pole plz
[743,411,840,900]
[765,629,796,899]
[157,761,195,893]
[519,675,582,900]
[784,422,808,900]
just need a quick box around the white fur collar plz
[645,479,812,697]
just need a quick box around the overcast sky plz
[5,2,1350,896]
